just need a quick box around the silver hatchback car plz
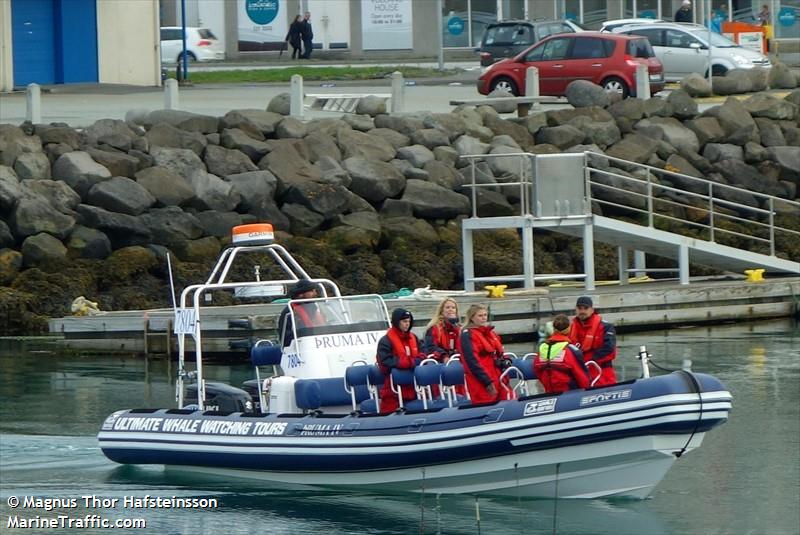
[613,22,770,81]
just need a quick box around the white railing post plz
[26,83,41,123]
[678,244,689,285]
[634,250,646,277]
[525,66,540,109]
[164,78,179,110]
[635,64,650,100]
[618,245,629,285]
[769,198,775,256]
[391,71,404,113]
[708,182,715,242]
[290,74,304,118]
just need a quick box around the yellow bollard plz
[485,284,507,298]
[744,268,765,283]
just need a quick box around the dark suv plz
[478,19,585,67]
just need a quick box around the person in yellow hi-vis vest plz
[534,314,591,394]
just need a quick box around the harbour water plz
[1,321,798,535]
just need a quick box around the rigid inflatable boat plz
[98,224,732,499]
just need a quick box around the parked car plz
[612,22,770,80]
[599,18,664,32]
[478,19,585,66]
[477,32,665,98]
[160,27,225,64]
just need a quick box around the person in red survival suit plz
[376,308,425,413]
[423,298,461,363]
[277,279,324,347]
[569,295,617,386]
[457,303,508,404]
[535,314,591,394]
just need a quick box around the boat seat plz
[345,363,384,413]
[441,359,470,407]
[250,343,282,366]
[500,359,538,399]
[295,377,369,412]
[390,368,417,410]
[412,361,445,410]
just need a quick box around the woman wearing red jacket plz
[376,308,424,413]
[457,304,506,404]
[423,298,461,362]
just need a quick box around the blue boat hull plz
[98,371,731,498]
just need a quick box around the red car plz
[477,32,665,98]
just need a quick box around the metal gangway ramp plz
[460,151,799,291]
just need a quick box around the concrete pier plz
[48,277,800,356]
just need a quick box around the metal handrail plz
[458,150,799,260]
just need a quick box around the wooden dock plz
[47,276,800,357]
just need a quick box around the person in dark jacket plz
[277,279,322,347]
[285,15,303,59]
[535,314,590,394]
[674,0,693,22]
[423,298,461,362]
[376,308,424,413]
[300,11,314,59]
[457,303,507,404]
[569,295,617,387]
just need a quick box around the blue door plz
[12,0,56,86]
[56,0,98,83]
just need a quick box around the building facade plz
[0,0,161,92]
[2,0,797,91]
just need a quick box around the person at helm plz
[277,279,322,347]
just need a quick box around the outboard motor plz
[185,382,253,413]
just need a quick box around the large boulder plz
[381,216,440,247]
[226,170,278,212]
[21,232,67,267]
[204,145,259,176]
[34,125,80,149]
[768,62,798,89]
[13,152,51,180]
[342,157,405,203]
[304,131,342,163]
[702,98,759,145]
[767,147,800,181]
[276,117,308,139]
[324,211,382,251]
[374,115,426,137]
[83,118,140,148]
[281,203,325,236]
[401,179,470,220]
[184,169,241,212]
[84,147,140,178]
[635,117,700,154]
[754,118,787,147]
[76,204,151,248]
[605,134,660,164]
[220,128,270,162]
[145,123,207,155]
[666,89,698,120]
[150,146,206,178]
[355,95,387,116]
[338,128,396,161]
[679,73,712,97]
[86,176,156,215]
[9,197,75,240]
[423,113,467,141]
[267,93,291,115]
[565,80,609,108]
[0,165,22,212]
[396,145,435,168]
[21,178,81,214]
[66,225,112,259]
[685,117,726,146]
[410,128,451,150]
[258,143,321,191]
[423,160,461,190]
[282,182,350,219]
[144,109,219,133]
[742,93,798,120]
[703,143,744,163]
[139,206,204,248]
[536,125,585,150]
[135,166,195,207]
[52,151,111,198]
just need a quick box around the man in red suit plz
[569,296,617,386]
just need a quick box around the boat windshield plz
[293,295,389,338]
